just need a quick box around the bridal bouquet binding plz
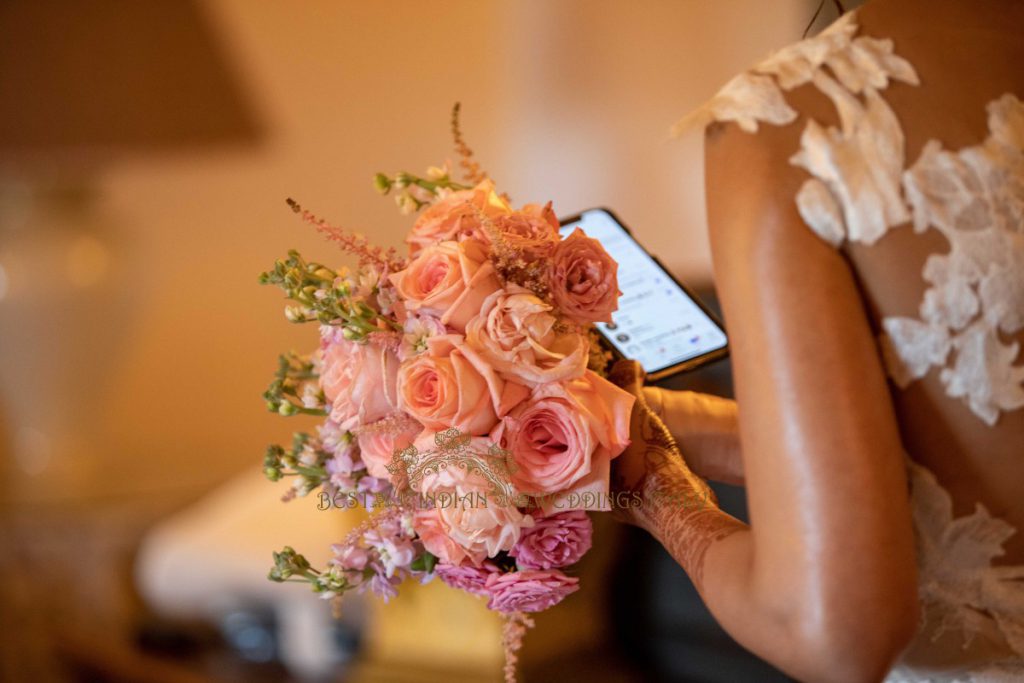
[258,105,634,680]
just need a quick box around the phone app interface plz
[559,209,727,373]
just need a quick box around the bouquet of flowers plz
[259,105,634,681]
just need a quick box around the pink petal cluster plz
[509,510,593,570]
[328,510,425,602]
[319,332,399,430]
[549,228,620,324]
[491,370,633,510]
[435,560,502,596]
[484,569,580,613]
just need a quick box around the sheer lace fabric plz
[676,11,1024,681]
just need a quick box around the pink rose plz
[491,370,634,511]
[357,421,423,480]
[465,286,588,387]
[389,239,501,332]
[412,448,533,566]
[549,227,620,324]
[436,560,502,596]
[484,569,580,613]
[509,510,592,570]
[407,179,511,251]
[397,334,529,435]
[319,335,399,431]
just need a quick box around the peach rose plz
[412,443,533,566]
[491,370,634,511]
[319,336,399,431]
[389,239,501,332]
[465,286,588,387]
[407,179,511,251]
[549,228,620,324]
[397,334,529,435]
[357,421,423,480]
[485,209,559,260]
[520,201,560,233]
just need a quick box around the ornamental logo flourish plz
[386,427,518,500]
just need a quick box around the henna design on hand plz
[608,361,746,592]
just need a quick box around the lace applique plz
[888,95,1024,425]
[907,459,1024,657]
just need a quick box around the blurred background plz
[0,1,857,681]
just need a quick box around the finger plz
[608,359,644,393]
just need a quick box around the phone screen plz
[558,208,728,377]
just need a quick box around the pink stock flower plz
[319,334,399,430]
[435,560,502,596]
[464,286,588,387]
[330,543,369,571]
[412,448,533,566]
[491,370,633,510]
[397,334,529,435]
[509,510,592,570]
[406,179,511,251]
[398,314,446,360]
[389,239,501,332]
[484,569,580,613]
[549,228,620,324]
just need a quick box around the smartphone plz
[558,208,728,381]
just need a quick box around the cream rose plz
[412,441,533,566]
[549,227,620,324]
[389,239,501,332]
[491,370,633,511]
[319,336,399,431]
[465,286,588,387]
[397,334,529,435]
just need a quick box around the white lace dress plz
[676,11,1024,682]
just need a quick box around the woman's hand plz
[607,360,747,593]
[641,385,745,486]
[607,360,717,530]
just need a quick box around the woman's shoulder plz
[673,11,917,141]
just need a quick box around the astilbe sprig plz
[262,351,327,417]
[501,611,536,683]
[286,198,406,272]
[472,205,552,301]
[450,101,489,186]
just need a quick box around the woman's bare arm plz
[614,115,919,682]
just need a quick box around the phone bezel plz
[558,207,730,381]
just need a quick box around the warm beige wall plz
[2,0,825,501]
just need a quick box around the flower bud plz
[373,173,392,194]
